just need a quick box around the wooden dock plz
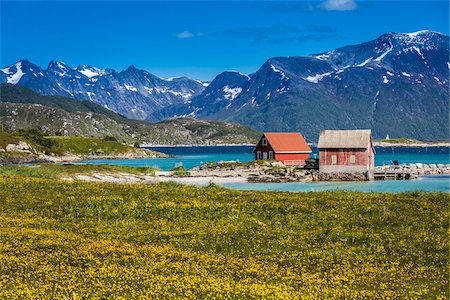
[373,169,418,180]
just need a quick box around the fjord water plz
[80,145,450,192]
[223,175,450,193]
[83,145,450,169]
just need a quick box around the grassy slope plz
[0,130,20,148]
[0,129,157,159]
[1,84,261,145]
[0,83,127,122]
[47,136,133,156]
[0,175,447,299]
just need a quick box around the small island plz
[374,138,450,147]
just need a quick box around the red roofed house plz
[253,132,312,166]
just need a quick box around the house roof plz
[261,132,311,153]
[318,129,373,149]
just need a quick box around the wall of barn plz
[319,148,374,175]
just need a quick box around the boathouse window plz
[262,138,268,146]
[331,155,337,165]
[257,151,262,160]
[269,151,273,159]
[349,155,356,165]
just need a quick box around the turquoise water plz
[223,175,450,193]
[80,153,253,170]
[79,145,450,192]
[80,145,450,170]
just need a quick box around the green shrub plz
[171,165,190,177]
[102,135,118,142]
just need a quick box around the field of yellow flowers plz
[0,174,448,299]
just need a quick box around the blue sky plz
[1,0,448,80]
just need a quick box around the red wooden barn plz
[318,129,375,180]
[253,132,312,166]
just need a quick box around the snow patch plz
[124,84,138,92]
[195,79,209,87]
[78,66,107,78]
[223,86,242,100]
[356,57,373,67]
[276,86,287,94]
[305,72,333,83]
[315,53,330,60]
[86,92,96,100]
[405,30,431,38]
[57,82,74,96]
[412,46,426,60]
[270,64,289,80]
[374,42,393,62]
[374,90,380,107]
[2,62,25,84]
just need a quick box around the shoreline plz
[141,143,255,147]
[373,142,450,148]
[0,152,169,166]
[141,143,450,148]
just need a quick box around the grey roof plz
[318,130,373,149]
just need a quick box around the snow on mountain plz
[1,30,448,140]
[77,64,110,78]
[1,62,25,84]
[149,30,449,140]
[223,86,242,100]
[147,70,250,121]
[0,61,207,120]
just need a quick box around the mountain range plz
[1,60,207,120]
[1,30,449,140]
[0,84,260,145]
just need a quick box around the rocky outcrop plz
[375,163,450,175]
[318,172,369,181]
[5,141,31,152]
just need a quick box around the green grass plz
[170,165,191,177]
[46,136,134,155]
[0,128,155,159]
[0,175,447,299]
[0,128,21,149]
[0,164,158,178]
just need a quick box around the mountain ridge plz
[0,84,261,145]
[1,60,208,120]
[1,30,449,140]
[149,30,449,140]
